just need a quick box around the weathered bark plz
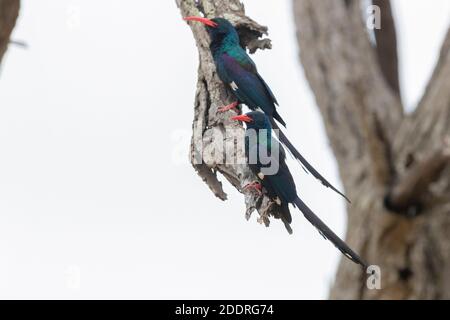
[177,0,292,232]
[0,0,19,65]
[293,0,450,299]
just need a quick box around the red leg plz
[243,181,262,195]
[218,101,239,113]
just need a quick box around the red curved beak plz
[231,114,253,123]
[183,16,218,28]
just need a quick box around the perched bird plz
[232,111,366,268]
[184,16,350,202]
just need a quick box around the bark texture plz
[177,0,292,232]
[293,0,450,299]
[0,0,19,65]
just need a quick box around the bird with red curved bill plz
[231,111,367,268]
[184,16,350,203]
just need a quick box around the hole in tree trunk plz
[398,267,413,281]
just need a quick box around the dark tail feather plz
[280,202,292,224]
[277,203,293,234]
[273,110,286,128]
[270,117,351,203]
[294,196,367,268]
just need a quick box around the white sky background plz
[0,0,448,299]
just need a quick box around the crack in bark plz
[373,0,401,98]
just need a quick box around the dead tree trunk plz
[177,0,293,232]
[0,0,20,65]
[293,0,450,299]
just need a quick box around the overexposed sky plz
[0,0,448,299]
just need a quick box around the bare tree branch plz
[0,0,20,65]
[393,29,450,161]
[416,28,450,115]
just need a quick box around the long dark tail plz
[293,196,367,268]
[269,117,350,203]
[273,110,287,128]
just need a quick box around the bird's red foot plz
[218,101,239,113]
[243,181,262,195]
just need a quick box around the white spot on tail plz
[230,81,238,91]
[257,172,265,180]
